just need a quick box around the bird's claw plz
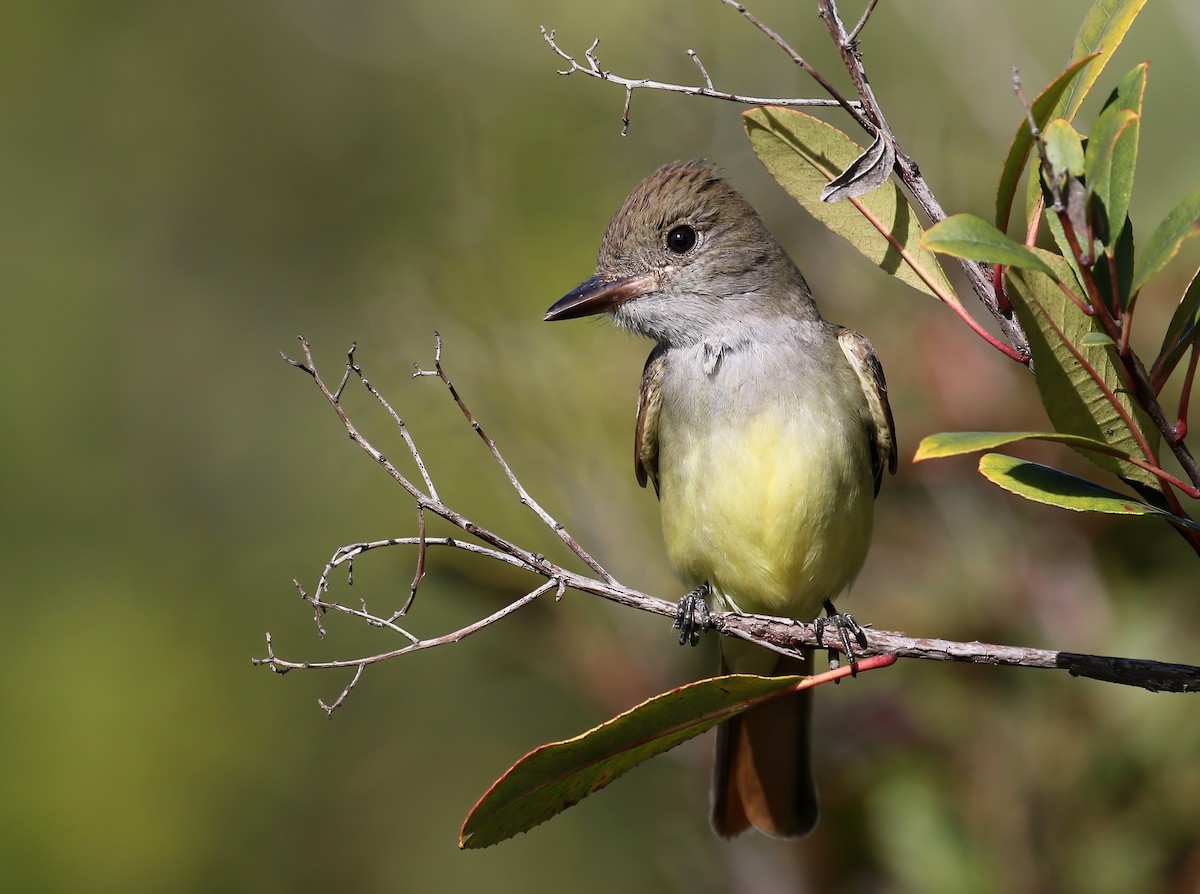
[673,585,712,647]
[815,599,869,674]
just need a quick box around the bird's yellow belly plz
[659,408,872,622]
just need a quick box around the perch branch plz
[257,341,1200,715]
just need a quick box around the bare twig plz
[403,506,427,616]
[719,1,870,132]
[413,332,617,584]
[319,662,364,717]
[258,340,1200,715]
[816,0,892,135]
[847,0,881,45]
[352,347,439,501]
[687,49,714,91]
[540,27,855,137]
[259,578,560,715]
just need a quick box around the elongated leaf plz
[459,660,895,848]
[922,214,1056,277]
[744,107,955,301]
[915,430,1130,463]
[995,55,1096,231]
[1101,62,1148,115]
[1093,63,1148,242]
[1005,249,1159,488]
[1023,0,1150,229]
[1154,263,1200,385]
[1060,0,1150,122]
[1131,187,1200,295]
[1084,107,1138,243]
[979,453,1200,532]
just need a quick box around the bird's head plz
[545,160,816,345]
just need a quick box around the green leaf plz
[1023,0,1150,230]
[922,214,1057,277]
[1092,63,1148,242]
[995,55,1097,231]
[459,662,892,848]
[1043,118,1086,180]
[1101,62,1149,116]
[744,107,955,302]
[978,453,1200,532]
[1153,263,1200,385]
[1005,249,1160,488]
[1083,107,1138,244]
[1059,0,1150,122]
[1131,187,1200,295]
[915,429,1131,462]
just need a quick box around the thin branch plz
[327,536,534,575]
[719,1,870,131]
[258,578,560,715]
[847,0,881,45]
[540,27,856,137]
[402,506,427,616]
[817,0,892,137]
[280,337,556,575]
[352,348,439,501]
[1178,345,1198,441]
[687,49,714,91]
[413,332,617,585]
[292,576,419,642]
[319,663,364,717]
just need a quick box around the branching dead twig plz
[255,339,1200,716]
[540,27,857,137]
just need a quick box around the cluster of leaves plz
[747,5,1199,550]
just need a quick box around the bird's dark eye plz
[666,224,698,254]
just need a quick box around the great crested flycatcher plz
[545,160,896,839]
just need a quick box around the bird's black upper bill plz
[544,271,659,321]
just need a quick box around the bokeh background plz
[3,1,1199,891]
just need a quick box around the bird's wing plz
[635,344,667,496]
[837,327,897,496]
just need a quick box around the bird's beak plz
[544,270,660,321]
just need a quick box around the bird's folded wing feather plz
[837,327,897,495]
[635,344,667,495]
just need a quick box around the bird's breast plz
[655,343,874,620]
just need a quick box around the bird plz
[545,160,896,839]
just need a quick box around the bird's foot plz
[673,584,712,647]
[815,599,869,674]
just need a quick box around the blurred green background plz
[3,1,1198,891]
